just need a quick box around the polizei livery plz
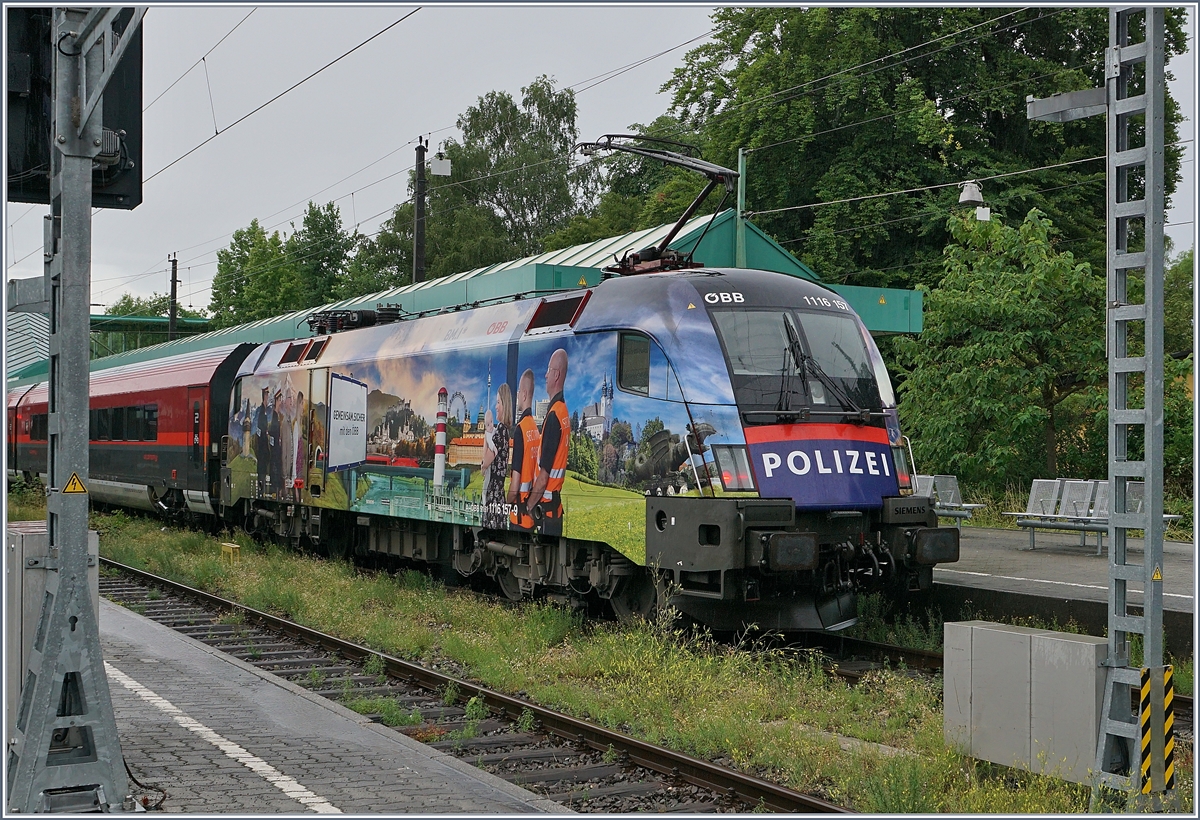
[8,267,959,632]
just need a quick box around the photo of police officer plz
[508,369,538,531]
[527,348,569,537]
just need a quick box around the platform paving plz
[99,598,565,814]
[935,526,1194,614]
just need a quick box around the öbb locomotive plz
[8,267,959,631]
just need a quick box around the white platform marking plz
[105,662,341,813]
[936,568,1193,600]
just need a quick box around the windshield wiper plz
[783,319,879,423]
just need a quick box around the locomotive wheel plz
[609,570,659,620]
[496,568,523,601]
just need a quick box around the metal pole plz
[168,253,178,341]
[413,137,427,284]
[735,147,747,268]
[1091,7,1170,805]
[6,8,132,812]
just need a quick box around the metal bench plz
[1004,479,1179,554]
[913,474,985,526]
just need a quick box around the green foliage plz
[209,219,296,328]
[336,204,413,299]
[894,210,1105,489]
[516,707,535,733]
[442,681,459,706]
[661,8,1187,290]
[464,695,488,722]
[1165,248,1194,357]
[430,75,592,262]
[105,291,206,320]
[287,201,357,308]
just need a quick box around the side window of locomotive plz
[618,333,650,396]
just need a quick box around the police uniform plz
[509,407,538,530]
[536,392,569,537]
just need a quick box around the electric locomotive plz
[216,265,957,631]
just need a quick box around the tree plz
[336,204,413,300]
[209,219,300,328]
[1164,248,1193,358]
[430,75,593,262]
[105,291,204,319]
[894,210,1106,488]
[287,202,356,308]
[662,8,1187,290]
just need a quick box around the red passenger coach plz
[8,343,255,517]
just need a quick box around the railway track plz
[99,559,848,814]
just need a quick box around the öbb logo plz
[703,292,744,304]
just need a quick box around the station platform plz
[99,597,563,814]
[934,526,1194,614]
[930,526,1194,654]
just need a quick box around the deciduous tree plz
[894,210,1105,487]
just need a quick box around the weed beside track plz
[72,511,1196,813]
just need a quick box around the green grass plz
[7,479,46,522]
[77,510,1194,813]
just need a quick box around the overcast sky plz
[3,5,1195,314]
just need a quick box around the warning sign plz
[62,473,88,494]
[1152,565,1163,581]
[687,303,696,309]
[577,275,588,286]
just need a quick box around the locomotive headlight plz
[712,445,756,492]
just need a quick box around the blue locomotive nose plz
[745,422,899,509]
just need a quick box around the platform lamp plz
[958,180,990,221]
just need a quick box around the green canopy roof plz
[7,210,921,387]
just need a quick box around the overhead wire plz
[143,8,256,112]
[144,7,421,183]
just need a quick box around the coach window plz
[144,405,158,441]
[128,406,145,441]
[95,408,110,441]
[31,413,48,441]
[110,407,125,441]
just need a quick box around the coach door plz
[187,386,207,492]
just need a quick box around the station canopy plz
[7,209,922,387]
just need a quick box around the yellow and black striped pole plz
[1139,665,1175,798]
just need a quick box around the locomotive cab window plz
[710,308,883,416]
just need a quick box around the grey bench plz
[1003,479,1179,554]
[914,474,986,526]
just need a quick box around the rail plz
[100,558,849,814]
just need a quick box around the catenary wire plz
[143,8,256,112]
[144,8,421,184]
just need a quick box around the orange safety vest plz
[541,397,570,517]
[510,411,539,529]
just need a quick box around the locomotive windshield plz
[710,308,886,417]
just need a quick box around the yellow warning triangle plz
[687,303,696,309]
[62,473,88,494]
[1152,565,1163,581]
[578,275,588,286]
